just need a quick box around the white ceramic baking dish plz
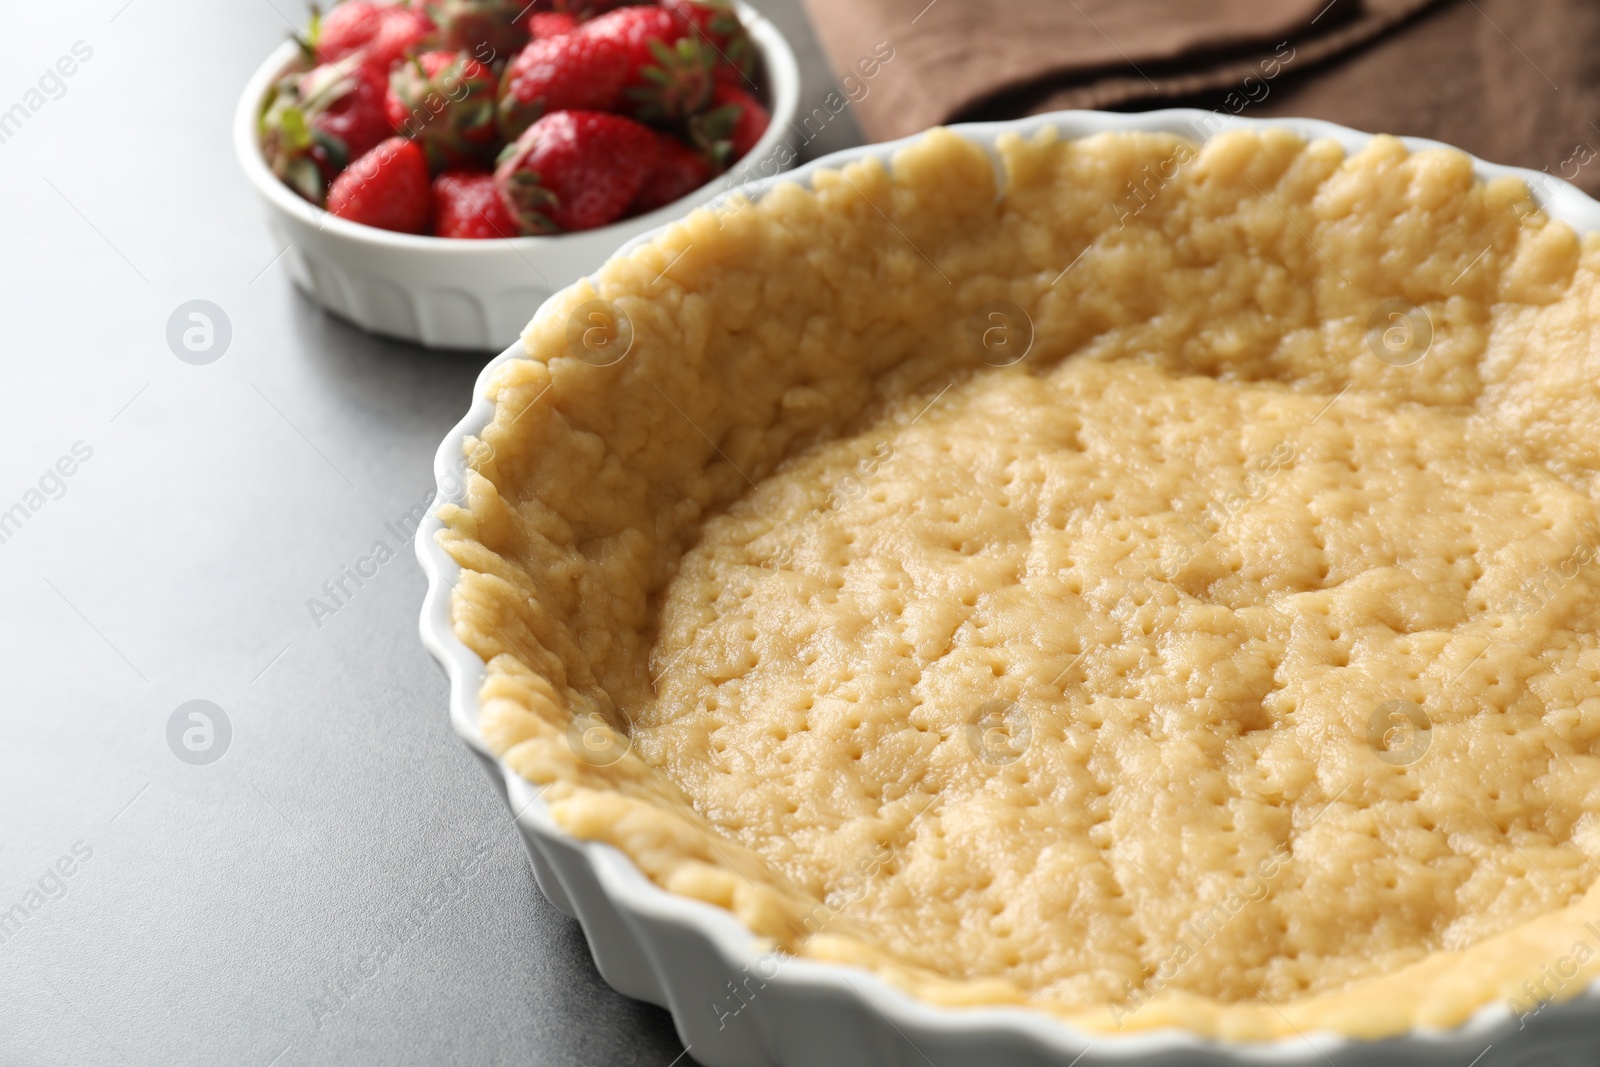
[417,108,1600,1065]
[233,2,800,352]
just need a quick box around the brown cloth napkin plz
[798,0,1600,199]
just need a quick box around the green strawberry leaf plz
[647,38,676,65]
[293,5,321,60]
[310,128,349,171]
[457,100,495,132]
[279,105,313,151]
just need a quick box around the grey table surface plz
[0,2,859,1064]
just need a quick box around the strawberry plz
[426,0,529,60]
[493,110,658,233]
[689,83,768,169]
[309,62,393,169]
[261,57,391,203]
[388,50,499,169]
[629,131,710,214]
[432,170,518,237]
[580,6,712,124]
[524,11,578,38]
[498,33,628,141]
[663,0,757,88]
[548,0,645,19]
[327,136,433,232]
[315,2,436,71]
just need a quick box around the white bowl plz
[417,109,1600,1065]
[233,4,800,351]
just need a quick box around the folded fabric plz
[1181,0,1600,199]
[797,0,1436,141]
[798,0,1600,200]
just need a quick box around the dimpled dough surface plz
[439,124,1600,1039]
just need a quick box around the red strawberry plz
[327,136,433,232]
[498,33,628,141]
[312,62,392,167]
[261,58,391,203]
[524,11,578,38]
[547,0,643,19]
[315,2,436,71]
[689,83,768,169]
[493,110,658,233]
[629,131,710,214]
[387,50,499,169]
[580,6,712,124]
[426,0,529,60]
[432,170,518,237]
[663,0,757,88]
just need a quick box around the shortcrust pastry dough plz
[441,124,1600,1037]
